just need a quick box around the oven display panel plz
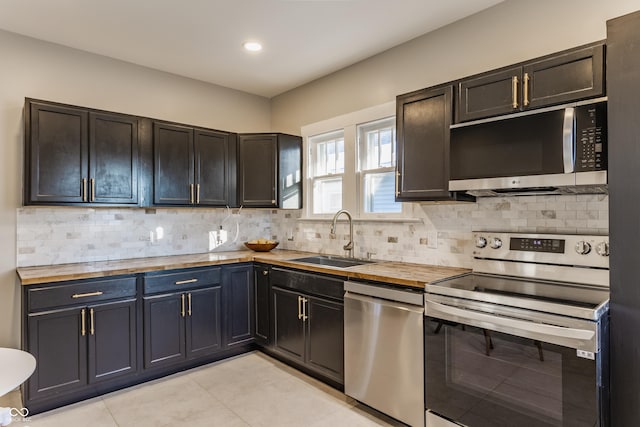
[509,237,565,253]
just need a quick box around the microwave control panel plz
[575,102,607,172]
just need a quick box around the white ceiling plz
[0,0,504,98]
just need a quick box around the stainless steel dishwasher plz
[344,281,425,427]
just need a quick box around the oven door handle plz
[425,300,597,352]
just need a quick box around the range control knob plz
[575,241,592,255]
[596,242,610,257]
[489,237,503,249]
[475,236,487,248]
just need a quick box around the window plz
[357,117,401,214]
[309,130,344,214]
[303,101,409,219]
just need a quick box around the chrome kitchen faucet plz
[330,209,354,258]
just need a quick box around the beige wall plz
[0,30,271,348]
[271,0,640,134]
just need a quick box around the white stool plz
[0,348,36,426]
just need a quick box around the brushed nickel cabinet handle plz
[188,293,192,316]
[190,184,195,204]
[82,178,87,202]
[72,291,104,299]
[90,178,95,202]
[90,308,95,335]
[175,279,198,285]
[395,170,401,197]
[512,76,519,109]
[81,308,86,336]
[181,294,186,317]
[196,184,200,204]
[297,295,302,320]
[302,297,308,321]
[523,72,530,107]
[262,270,269,276]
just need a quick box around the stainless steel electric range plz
[424,232,610,427]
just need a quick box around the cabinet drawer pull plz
[523,72,530,106]
[90,178,95,202]
[512,75,519,109]
[181,294,186,317]
[72,291,104,299]
[262,270,269,276]
[81,178,88,202]
[175,279,198,285]
[90,308,95,335]
[188,293,192,316]
[81,308,86,336]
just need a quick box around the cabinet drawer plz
[28,276,137,312]
[144,267,221,295]
[270,268,344,300]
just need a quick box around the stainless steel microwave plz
[449,98,607,196]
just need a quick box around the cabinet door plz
[278,134,303,209]
[224,264,255,347]
[272,287,305,363]
[143,293,186,369]
[27,102,88,203]
[186,286,223,359]
[194,129,230,206]
[153,122,194,205]
[27,307,87,400]
[457,67,522,122]
[306,296,344,384]
[254,265,271,346]
[238,134,278,207]
[89,112,139,204]
[396,86,458,201]
[524,44,604,109]
[88,299,137,383]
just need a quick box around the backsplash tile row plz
[17,207,273,267]
[17,194,608,268]
[272,194,609,267]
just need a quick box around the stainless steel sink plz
[290,255,375,268]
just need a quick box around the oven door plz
[424,295,608,427]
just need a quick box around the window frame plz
[302,102,411,220]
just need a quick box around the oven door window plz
[425,318,599,427]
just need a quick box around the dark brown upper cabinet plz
[457,43,605,122]
[153,121,237,207]
[25,99,139,205]
[396,85,474,202]
[238,133,302,208]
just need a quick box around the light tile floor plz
[0,352,404,427]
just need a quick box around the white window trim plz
[301,101,413,220]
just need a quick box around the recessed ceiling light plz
[243,41,263,52]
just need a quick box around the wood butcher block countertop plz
[16,249,470,289]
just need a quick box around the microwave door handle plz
[563,107,575,173]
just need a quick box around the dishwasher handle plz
[344,281,424,306]
[345,291,424,315]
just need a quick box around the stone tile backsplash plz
[17,194,608,268]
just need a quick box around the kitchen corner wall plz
[17,194,607,268]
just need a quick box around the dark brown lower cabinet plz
[26,298,137,401]
[270,268,344,386]
[143,286,222,369]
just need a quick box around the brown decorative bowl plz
[245,241,279,252]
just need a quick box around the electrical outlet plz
[427,231,438,249]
